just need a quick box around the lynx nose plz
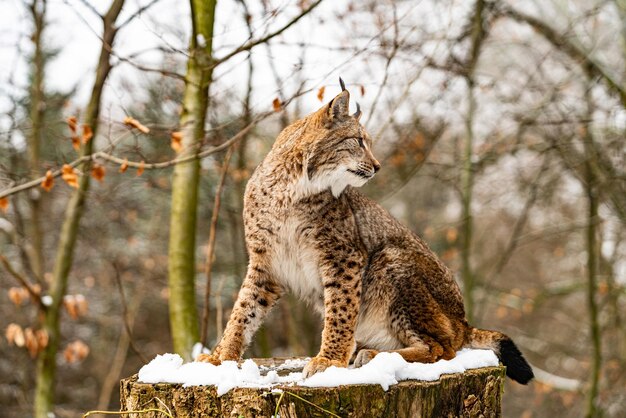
[373,160,381,173]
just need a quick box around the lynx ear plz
[327,90,350,124]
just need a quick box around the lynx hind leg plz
[354,312,450,368]
[354,333,444,368]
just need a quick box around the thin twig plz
[111,262,148,363]
[281,391,342,418]
[211,0,325,68]
[117,0,162,29]
[200,146,235,347]
[0,114,260,200]
[0,254,47,311]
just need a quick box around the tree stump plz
[120,358,505,417]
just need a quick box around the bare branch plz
[200,146,234,347]
[0,254,47,311]
[212,0,324,68]
[498,5,626,108]
[117,0,162,29]
[111,262,148,364]
[0,114,259,199]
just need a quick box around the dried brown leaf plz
[82,125,93,144]
[63,295,79,320]
[91,164,106,182]
[61,164,79,188]
[75,294,88,317]
[317,86,325,102]
[24,328,39,358]
[0,197,8,213]
[36,329,48,350]
[124,116,150,134]
[67,116,78,133]
[171,131,183,153]
[119,159,129,173]
[136,160,145,177]
[8,287,28,306]
[41,170,54,192]
[71,135,80,151]
[6,323,24,347]
[446,227,458,243]
[64,340,90,363]
[272,98,282,112]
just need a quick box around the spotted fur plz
[197,84,534,384]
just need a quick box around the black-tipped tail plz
[498,337,534,384]
[467,328,534,384]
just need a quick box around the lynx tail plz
[467,327,534,384]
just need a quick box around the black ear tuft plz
[339,77,346,91]
[353,102,362,120]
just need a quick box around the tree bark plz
[27,0,47,280]
[167,0,218,360]
[120,360,505,417]
[33,1,125,416]
[460,0,486,323]
[583,92,602,418]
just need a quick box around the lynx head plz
[300,79,380,198]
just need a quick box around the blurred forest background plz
[0,0,624,417]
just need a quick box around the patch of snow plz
[137,349,499,396]
[259,357,310,373]
[41,295,53,306]
[191,342,210,359]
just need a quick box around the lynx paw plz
[195,353,221,365]
[302,356,346,378]
[354,349,379,368]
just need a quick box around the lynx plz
[198,79,534,384]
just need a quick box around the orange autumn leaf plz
[63,340,90,364]
[171,131,183,153]
[136,160,145,177]
[119,159,129,173]
[6,323,25,347]
[123,116,150,134]
[446,227,458,243]
[61,164,79,188]
[91,164,106,182]
[8,287,29,306]
[36,329,49,350]
[317,86,325,102]
[82,125,93,144]
[24,328,39,358]
[71,135,80,151]
[67,116,78,133]
[41,170,54,192]
[0,197,8,213]
[272,97,282,112]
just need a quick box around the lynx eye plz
[357,137,364,148]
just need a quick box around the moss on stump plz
[119,358,505,417]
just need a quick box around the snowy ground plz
[138,349,499,396]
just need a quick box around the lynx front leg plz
[197,262,282,364]
[303,249,363,378]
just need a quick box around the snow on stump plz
[120,353,506,417]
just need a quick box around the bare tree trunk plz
[460,0,486,324]
[27,0,46,280]
[33,1,125,416]
[460,76,476,323]
[167,0,218,360]
[583,94,602,418]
